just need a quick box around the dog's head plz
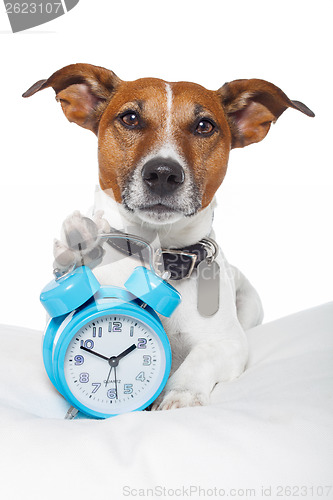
[23,63,314,225]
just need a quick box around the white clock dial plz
[63,313,166,414]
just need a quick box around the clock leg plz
[64,406,79,420]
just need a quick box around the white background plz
[0,0,331,331]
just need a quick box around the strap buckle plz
[155,237,219,280]
[160,249,198,280]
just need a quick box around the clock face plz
[63,313,167,415]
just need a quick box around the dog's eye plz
[195,119,215,135]
[121,112,140,128]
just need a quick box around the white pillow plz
[0,303,332,500]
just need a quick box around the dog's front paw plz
[61,211,101,252]
[53,238,76,269]
[54,211,110,272]
[151,390,209,411]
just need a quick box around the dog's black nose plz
[142,157,185,196]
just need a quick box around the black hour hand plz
[115,344,137,362]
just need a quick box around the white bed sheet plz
[0,303,332,500]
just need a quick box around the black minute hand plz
[80,346,109,361]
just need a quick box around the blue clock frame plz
[40,265,180,419]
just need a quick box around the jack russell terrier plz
[23,64,314,410]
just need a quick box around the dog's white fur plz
[56,186,263,410]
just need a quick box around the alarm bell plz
[125,266,180,317]
[40,266,100,317]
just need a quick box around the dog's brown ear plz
[217,79,314,149]
[22,63,122,134]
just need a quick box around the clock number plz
[80,339,94,349]
[108,321,122,333]
[107,389,117,399]
[92,327,102,338]
[137,338,147,349]
[135,371,145,382]
[74,355,84,365]
[124,384,133,394]
[79,373,89,383]
[143,355,151,366]
[91,383,101,393]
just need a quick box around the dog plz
[23,64,314,410]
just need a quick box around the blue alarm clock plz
[40,258,181,419]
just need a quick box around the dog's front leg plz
[151,253,250,411]
[152,324,248,411]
